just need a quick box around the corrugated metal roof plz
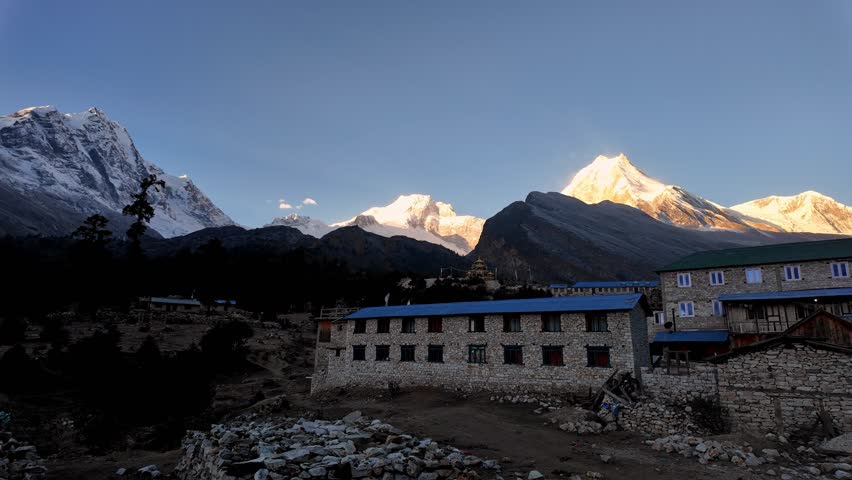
[345,294,644,320]
[572,280,659,288]
[150,297,202,306]
[549,283,568,288]
[657,238,852,272]
[718,288,852,302]
[653,330,729,343]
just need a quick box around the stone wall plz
[718,342,852,435]
[313,307,650,396]
[658,257,852,332]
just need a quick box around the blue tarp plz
[150,297,201,306]
[653,330,729,343]
[718,288,852,302]
[572,280,659,288]
[346,294,644,319]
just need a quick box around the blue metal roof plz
[150,297,201,306]
[718,288,852,302]
[549,283,568,288]
[345,294,644,320]
[653,330,729,343]
[572,280,660,288]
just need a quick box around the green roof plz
[657,238,852,272]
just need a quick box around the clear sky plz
[1,1,851,227]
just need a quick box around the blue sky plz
[1,1,851,227]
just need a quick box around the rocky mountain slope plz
[730,191,852,235]
[0,106,233,237]
[265,214,336,238]
[472,191,832,282]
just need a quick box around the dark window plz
[318,320,331,343]
[542,346,564,366]
[585,312,608,332]
[468,345,486,364]
[541,313,562,332]
[428,316,443,333]
[503,314,522,332]
[400,345,415,362]
[375,345,390,361]
[337,324,343,331]
[354,319,367,334]
[353,345,366,361]
[335,349,341,357]
[468,315,486,332]
[428,345,444,363]
[503,345,523,365]
[377,318,390,334]
[747,305,766,321]
[402,318,416,334]
[587,346,610,368]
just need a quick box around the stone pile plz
[175,411,502,480]
[648,434,852,479]
[490,393,564,415]
[0,429,47,480]
[619,401,701,436]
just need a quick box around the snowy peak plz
[562,153,666,207]
[731,191,852,235]
[330,194,485,254]
[0,105,234,237]
[561,154,755,231]
[264,214,334,238]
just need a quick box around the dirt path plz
[315,389,755,480]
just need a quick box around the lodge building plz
[311,295,651,395]
[656,238,852,349]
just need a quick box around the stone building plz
[311,294,651,395]
[142,296,203,312]
[656,238,852,346]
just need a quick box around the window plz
[831,262,849,278]
[709,271,725,286]
[784,265,801,281]
[503,314,522,332]
[503,345,523,365]
[377,318,390,334]
[468,315,485,332]
[587,346,610,368]
[678,301,695,317]
[585,312,608,332]
[427,345,443,363]
[375,345,390,361]
[352,345,366,361]
[354,319,367,334]
[468,345,486,364]
[747,305,766,321]
[400,345,415,362]
[541,313,562,332]
[712,300,725,317]
[427,316,443,333]
[401,318,416,334]
[542,346,564,366]
[677,273,692,288]
[653,311,666,325]
[745,268,762,284]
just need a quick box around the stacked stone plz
[490,393,564,414]
[618,400,702,437]
[0,430,47,480]
[175,412,501,480]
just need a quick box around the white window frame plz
[677,272,692,288]
[745,268,762,284]
[709,271,725,286]
[653,311,666,325]
[831,261,849,278]
[784,265,802,281]
[678,301,695,318]
[712,299,725,317]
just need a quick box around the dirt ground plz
[311,388,757,480]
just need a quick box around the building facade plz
[656,239,852,340]
[311,295,651,395]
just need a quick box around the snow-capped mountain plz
[731,191,852,235]
[561,154,780,232]
[265,214,335,238]
[0,105,233,237]
[331,194,485,254]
